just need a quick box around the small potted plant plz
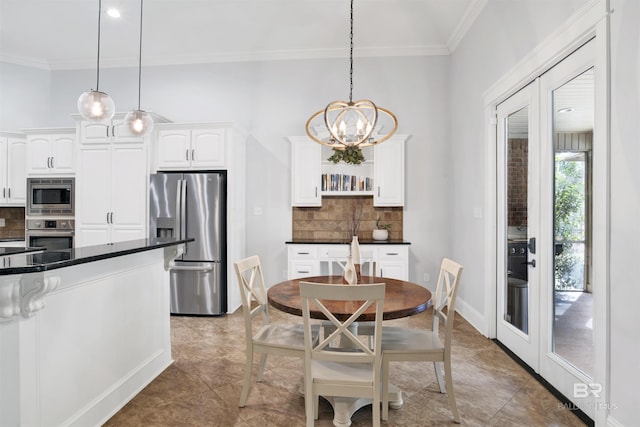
[373,217,391,241]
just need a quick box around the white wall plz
[1,55,450,293]
[0,62,51,129]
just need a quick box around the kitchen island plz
[0,237,191,427]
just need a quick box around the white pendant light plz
[305,0,397,149]
[77,0,115,122]
[124,0,153,136]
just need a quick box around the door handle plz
[110,212,114,224]
[171,265,213,272]
[7,188,10,199]
[522,259,536,268]
[528,237,536,254]
[185,149,189,161]
[191,149,195,161]
[107,212,110,224]
[50,157,54,169]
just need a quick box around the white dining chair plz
[380,257,463,423]
[234,255,319,408]
[299,281,386,427]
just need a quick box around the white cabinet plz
[76,143,147,247]
[373,136,405,206]
[290,138,322,206]
[289,135,407,207]
[287,243,409,281]
[0,133,27,205]
[79,119,143,144]
[156,126,226,169]
[25,129,75,175]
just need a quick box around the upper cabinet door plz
[50,134,75,172]
[7,138,27,203]
[111,119,144,143]
[26,136,51,174]
[157,129,191,169]
[373,137,405,206]
[290,138,321,207]
[80,122,110,144]
[191,128,225,167]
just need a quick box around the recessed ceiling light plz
[107,8,121,18]
[557,107,574,113]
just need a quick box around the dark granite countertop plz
[0,237,193,276]
[286,239,410,245]
[0,246,44,256]
[0,238,25,242]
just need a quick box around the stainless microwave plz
[26,177,75,216]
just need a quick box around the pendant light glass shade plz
[124,0,153,136]
[124,109,153,135]
[305,0,397,149]
[78,0,115,122]
[77,90,115,122]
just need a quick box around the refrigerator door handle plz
[170,264,214,272]
[175,179,183,239]
[180,179,187,250]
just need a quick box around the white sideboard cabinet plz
[289,135,408,207]
[287,243,409,281]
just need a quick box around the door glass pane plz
[505,106,529,334]
[552,68,594,376]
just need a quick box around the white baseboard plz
[607,415,625,427]
[455,296,487,337]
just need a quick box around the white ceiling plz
[0,0,487,70]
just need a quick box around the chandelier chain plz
[137,0,144,110]
[96,0,102,91]
[349,0,354,104]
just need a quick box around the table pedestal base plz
[321,384,404,427]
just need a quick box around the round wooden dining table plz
[267,275,432,426]
[267,275,432,321]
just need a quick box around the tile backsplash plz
[292,196,402,241]
[0,207,25,239]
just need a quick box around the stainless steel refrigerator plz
[149,172,227,315]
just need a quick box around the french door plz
[496,39,596,418]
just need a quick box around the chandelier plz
[305,0,397,149]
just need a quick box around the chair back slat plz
[432,258,463,338]
[300,282,385,365]
[234,255,270,338]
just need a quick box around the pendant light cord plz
[96,0,102,91]
[137,0,144,110]
[348,0,354,104]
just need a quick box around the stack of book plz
[321,174,373,192]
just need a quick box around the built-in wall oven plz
[25,177,75,251]
[26,218,75,251]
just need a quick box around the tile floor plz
[105,308,587,426]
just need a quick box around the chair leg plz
[444,358,460,423]
[257,353,268,382]
[304,382,315,427]
[239,351,253,407]
[373,384,381,427]
[381,358,390,421]
[434,361,446,393]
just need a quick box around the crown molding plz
[447,0,488,53]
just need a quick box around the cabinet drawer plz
[376,246,409,260]
[288,245,317,260]
[288,261,318,279]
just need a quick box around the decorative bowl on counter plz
[372,229,389,241]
